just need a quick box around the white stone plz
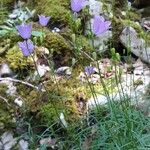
[0,63,12,77]
[120,27,150,64]
[1,132,17,150]
[60,113,68,128]
[9,14,17,19]
[18,139,28,150]
[14,97,23,107]
[34,64,50,78]
[55,66,72,76]
[88,0,103,15]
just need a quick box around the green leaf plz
[32,31,43,37]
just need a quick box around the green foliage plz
[71,100,150,149]
[5,45,33,71]
[0,0,14,24]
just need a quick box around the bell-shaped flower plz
[92,15,111,36]
[71,0,88,12]
[38,15,50,27]
[85,66,95,76]
[16,23,32,39]
[18,39,34,57]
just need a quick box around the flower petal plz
[18,40,34,57]
[38,15,50,26]
[16,23,32,39]
[92,15,111,36]
[71,0,87,12]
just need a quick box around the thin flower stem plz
[25,40,65,127]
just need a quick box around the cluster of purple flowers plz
[70,0,111,36]
[17,15,50,56]
[17,0,111,78]
[70,0,111,74]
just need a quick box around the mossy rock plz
[17,70,91,126]
[5,45,33,72]
[0,84,15,130]
[34,0,71,26]
[43,32,73,68]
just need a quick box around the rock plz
[34,64,50,78]
[1,132,17,150]
[0,79,17,96]
[55,66,72,76]
[14,97,23,107]
[6,82,17,96]
[88,59,150,108]
[52,27,60,33]
[0,63,13,77]
[18,139,28,150]
[0,141,3,150]
[120,26,150,64]
[88,0,103,16]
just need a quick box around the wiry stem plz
[0,95,10,106]
[0,77,45,91]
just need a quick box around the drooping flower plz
[85,66,95,76]
[38,15,50,27]
[16,23,32,39]
[18,39,34,56]
[92,15,111,36]
[71,0,88,12]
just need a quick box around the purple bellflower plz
[38,15,50,27]
[71,0,88,12]
[92,15,111,36]
[18,39,34,57]
[85,66,95,76]
[16,23,32,39]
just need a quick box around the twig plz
[0,77,45,92]
[0,95,10,106]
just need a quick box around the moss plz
[0,0,15,24]
[15,68,91,125]
[0,84,15,130]
[5,45,33,71]
[1,0,15,5]
[35,0,71,25]
[44,32,71,52]
[43,32,73,67]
